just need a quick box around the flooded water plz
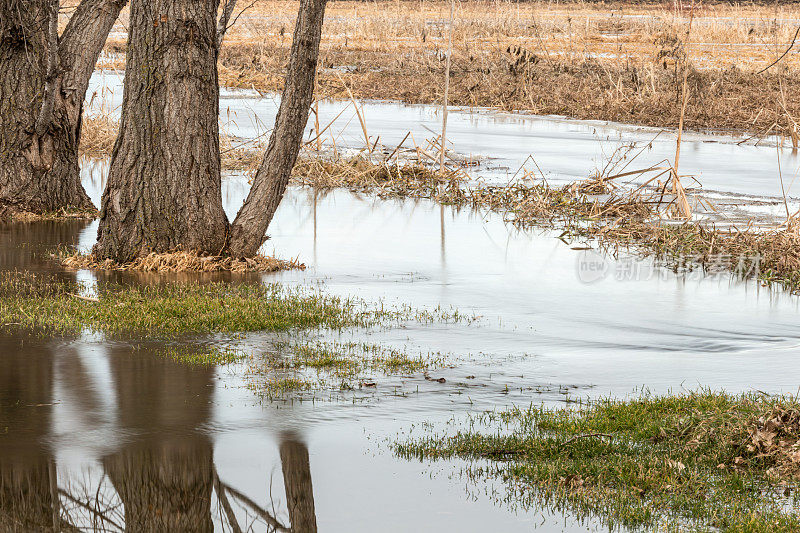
[4,158,800,530]
[3,74,800,531]
[88,70,800,225]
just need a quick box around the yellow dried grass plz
[63,250,304,273]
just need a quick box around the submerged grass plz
[395,391,800,532]
[275,339,440,376]
[160,345,248,366]
[245,338,447,399]
[0,271,464,337]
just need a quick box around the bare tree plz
[0,0,127,218]
[94,0,328,261]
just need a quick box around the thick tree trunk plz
[0,0,125,218]
[93,0,229,262]
[280,436,317,533]
[226,0,327,257]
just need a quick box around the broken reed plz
[291,156,800,294]
[71,109,800,292]
[74,107,800,291]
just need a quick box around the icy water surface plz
[3,160,800,530]
[87,70,800,225]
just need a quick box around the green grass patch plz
[395,391,800,532]
[281,340,440,376]
[159,345,247,366]
[246,339,446,398]
[0,271,467,337]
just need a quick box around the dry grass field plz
[86,0,800,139]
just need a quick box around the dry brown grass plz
[291,155,800,293]
[197,1,800,137]
[0,206,97,223]
[79,113,118,158]
[466,179,800,292]
[63,250,304,273]
[291,157,463,195]
[89,1,800,136]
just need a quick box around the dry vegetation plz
[74,105,800,289]
[66,1,800,284]
[93,0,800,138]
[293,155,800,293]
[62,249,304,273]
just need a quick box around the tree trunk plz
[104,441,214,532]
[280,436,317,533]
[93,0,229,262]
[226,0,327,257]
[0,0,126,218]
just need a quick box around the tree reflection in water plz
[0,340,318,532]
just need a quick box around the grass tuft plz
[395,391,800,532]
[62,249,303,273]
[159,345,247,367]
[0,271,461,336]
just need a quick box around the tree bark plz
[93,0,229,262]
[0,0,126,218]
[226,0,327,257]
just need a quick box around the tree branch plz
[560,433,613,447]
[220,481,290,532]
[57,488,124,531]
[58,0,128,108]
[216,0,237,48]
[757,26,800,75]
[212,467,243,533]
